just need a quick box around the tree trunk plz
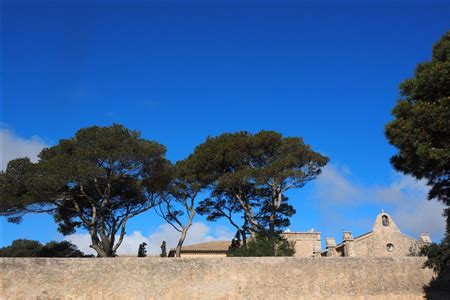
[268,190,282,239]
[175,208,195,258]
[175,227,188,258]
[269,208,276,238]
[239,229,247,246]
[90,240,110,257]
[89,229,115,257]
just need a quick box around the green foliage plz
[276,237,297,257]
[257,194,296,233]
[385,31,450,297]
[0,124,171,257]
[0,239,42,257]
[160,240,167,257]
[228,235,242,253]
[385,31,450,206]
[0,126,326,257]
[228,235,296,257]
[421,238,450,298]
[39,240,86,257]
[138,242,147,257]
[421,234,450,274]
[0,239,85,257]
[195,130,328,239]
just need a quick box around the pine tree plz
[138,242,147,257]
[160,241,167,257]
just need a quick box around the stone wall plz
[177,252,227,258]
[0,257,434,299]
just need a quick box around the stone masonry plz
[0,257,435,299]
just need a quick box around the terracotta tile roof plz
[171,240,231,253]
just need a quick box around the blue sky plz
[1,1,449,254]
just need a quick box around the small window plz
[386,243,395,252]
[382,215,389,226]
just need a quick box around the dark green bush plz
[0,239,85,257]
[228,236,295,257]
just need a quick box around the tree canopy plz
[385,31,449,209]
[0,124,171,257]
[194,131,328,242]
[0,239,85,257]
[1,125,327,257]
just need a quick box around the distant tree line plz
[0,126,328,257]
[0,239,88,257]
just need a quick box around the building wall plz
[352,212,423,257]
[0,257,434,299]
[283,232,321,257]
[328,212,426,258]
[353,231,420,257]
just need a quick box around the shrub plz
[228,236,295,257]
[0,239,85,257]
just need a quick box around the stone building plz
[169,211,431,258]
[283,231,322,257]
[323,211,431,257]
[168,231,322,258]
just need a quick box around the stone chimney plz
[325,238,336,257]
[420,233,432,244]
[343,231,355,257]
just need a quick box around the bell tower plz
[372,209,400,233]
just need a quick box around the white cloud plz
[65,222,234,256]
[313,164,446,241]
[314,164,361,203]
[0,128,47,171]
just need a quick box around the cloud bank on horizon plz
[1,128,446,254]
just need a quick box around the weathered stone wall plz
[0,257,434,299]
